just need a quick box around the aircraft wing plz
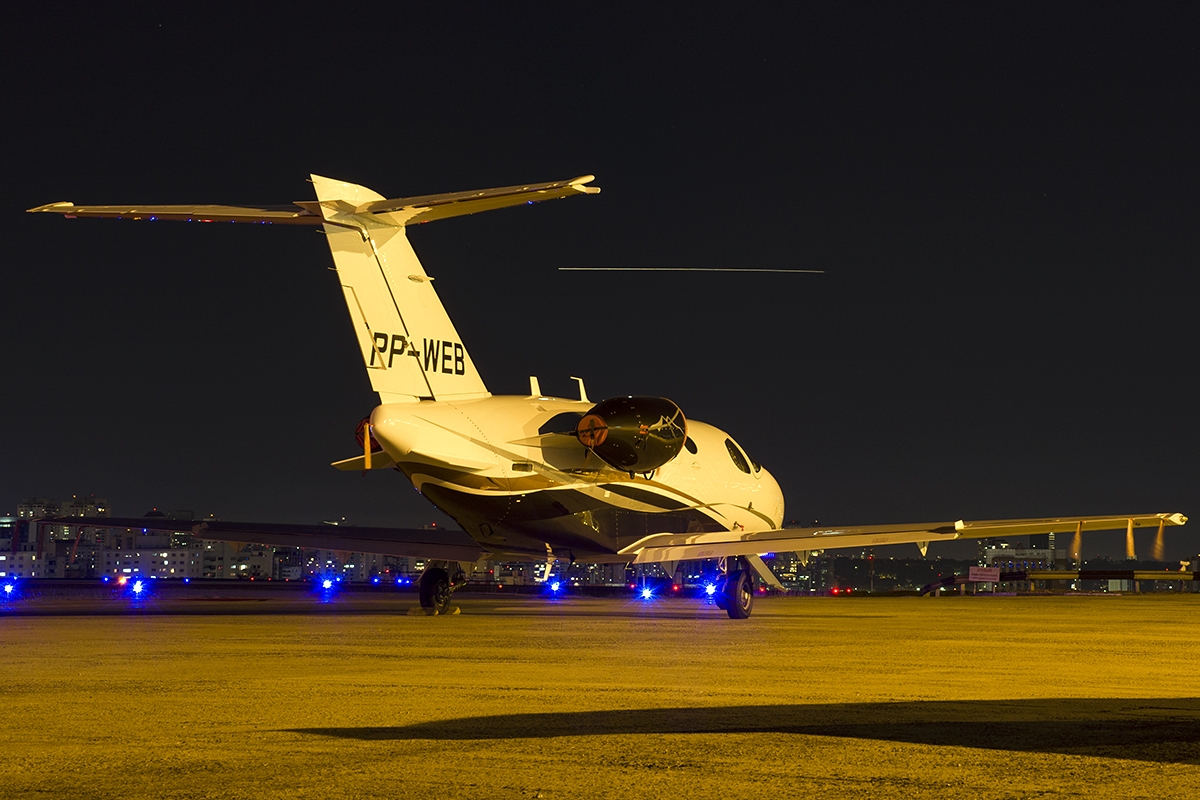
[620,512,1188,564]
[37,517,486,562]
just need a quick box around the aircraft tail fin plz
[312,175,490,404]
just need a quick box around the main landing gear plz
[417,561,469,615]
[712,557,755,619]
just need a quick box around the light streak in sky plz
[559,267,824,273]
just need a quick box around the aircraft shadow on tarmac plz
[290,697,1200,764]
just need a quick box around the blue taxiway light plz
[3,584,13,595]
[322,579,334,590]
[640,587,653,600]
[704,583,717,596]
[550,581,561,593]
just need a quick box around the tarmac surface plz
[2,589,1199,798]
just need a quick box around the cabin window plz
[684,437,697,454]
[725,438,751,474]
[511,462,533,472]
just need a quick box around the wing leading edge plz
[620,512,1188,564]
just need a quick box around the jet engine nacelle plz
[575,396,687,473]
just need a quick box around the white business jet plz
[28,176,1187,618]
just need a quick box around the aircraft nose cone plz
[759,467,785,528]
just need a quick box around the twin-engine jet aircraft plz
[29,175,1187,618]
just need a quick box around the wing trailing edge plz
[37,516,486,562]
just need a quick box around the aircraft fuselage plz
[370,394,785,562]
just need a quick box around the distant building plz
[1029,532,1056,551]
[0,550,46,578]
[980,539,1066,571]
[100,545,205,579]
[0,516,16,549]
[198,541,273,579]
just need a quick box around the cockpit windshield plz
[725,438,751,474]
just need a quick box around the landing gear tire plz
[419,568,452,615]
[723,569,754,619]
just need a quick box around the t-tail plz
[311,174,484,403]
[28,174,600,403]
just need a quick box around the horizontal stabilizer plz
[25,201,322,225]
[352,174,599,225]
[27,175,599,229]
[38,516,486,562]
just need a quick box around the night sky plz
[4,6,1197,560]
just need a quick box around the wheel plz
[723,569,754,619]
[418,568,452,615]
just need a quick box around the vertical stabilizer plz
[312,175,490,403]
